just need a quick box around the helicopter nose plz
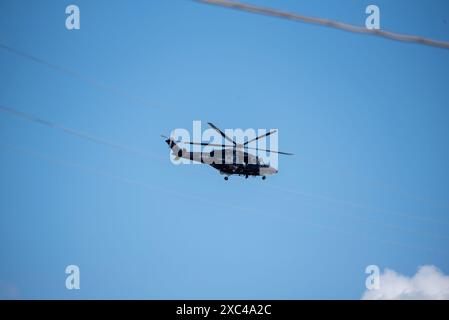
[260,166,278,175]
[268,167,278,174]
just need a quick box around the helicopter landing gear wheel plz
[262,176,266,180]
[224,176,229,181]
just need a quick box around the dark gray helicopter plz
[163,122,293,180]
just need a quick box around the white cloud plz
[362,265,449,300]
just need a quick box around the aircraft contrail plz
[196,0,449,50]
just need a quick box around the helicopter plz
[162,122,293,180]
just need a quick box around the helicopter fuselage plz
[165,138,278,179]
[210,162,277,177]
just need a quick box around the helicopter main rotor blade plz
[246,146,294,155]
[243,129,277,146]
[184,142,293,154]
[184,141,227,147]
[208,122,237,146]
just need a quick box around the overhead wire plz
[266,185,449,241]
[0,142,249,213]
[195,0,449,50]
[0,5,448,252]
[0,104,165,161]
[2,142,448,257]
[1,103,449,238]
[269,184,449,227]
[0,43,160,110]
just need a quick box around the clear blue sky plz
[0,0,448,299]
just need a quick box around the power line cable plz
[0,43,160,110]
[0,143,261,215]
[196,0,449,50]
[269,184,449,227]
[1,36,448,237]
[2,142,447,257]
[2,103,449,234]
[0,104,164,161]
